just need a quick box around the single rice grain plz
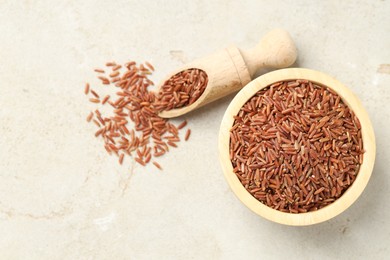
[185,129,191,141]
[153,161,163,170]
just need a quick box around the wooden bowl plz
[218,68,376,226]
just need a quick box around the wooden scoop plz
[158,29,298,118]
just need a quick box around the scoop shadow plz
[175,92,238,123]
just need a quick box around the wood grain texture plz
[218,68,376,226]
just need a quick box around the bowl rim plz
[218,68,376,226]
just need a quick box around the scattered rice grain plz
[185,129,191,141]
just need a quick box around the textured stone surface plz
[0,0,389,259]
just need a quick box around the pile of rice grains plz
[84,61,208,170]
[230,80,364,213]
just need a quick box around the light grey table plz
[0,1,389,259]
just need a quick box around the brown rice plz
[229,79,364,213]
[84,60,193,170]
[154,69,208,111]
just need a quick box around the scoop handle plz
[240,29,297,77]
